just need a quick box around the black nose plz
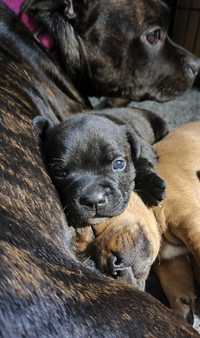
[107,253,123,276]
[185,57,200,79]
[79,191,107,209]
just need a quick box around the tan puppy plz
[76,122,200,323]
[153,122,200,323]
[75,192,161,290]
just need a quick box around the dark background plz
[167,0,200,56]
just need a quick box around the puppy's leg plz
[127,125,166,207]
[135,157,166,207]
[154,255,196,324]
[172,212,200,268]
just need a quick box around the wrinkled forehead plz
[100,0,169,33]
[59,117,128,164]
[65,116,125,148]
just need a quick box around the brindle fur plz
[0,3,199,338]
[22,0,200,102]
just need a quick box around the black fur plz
[33,108,168,227]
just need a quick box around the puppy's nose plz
[185,57,200,79]
[79,191,107,209]
[108,253,123,276]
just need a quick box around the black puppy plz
[23,0,200,102]
[33,108,168,227]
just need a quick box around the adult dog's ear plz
[22,0,84,78]
[22,0,75,19]
[126,128,141,161]
[63,0,76,20]
[32,116,53,142]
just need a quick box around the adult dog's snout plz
[184,55,200,80]
[79,190,108,210]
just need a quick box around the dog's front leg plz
[134,156,166,207]
[154,255,196,325]
[127,129,166,207]
[172,211,200,269]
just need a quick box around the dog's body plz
[153,122,200,321]
[0,1,199,336]
[81,122,200,325]
[0,4,198,338]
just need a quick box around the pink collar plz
[2,0,54,49]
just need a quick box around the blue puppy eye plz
[112,158,126,172]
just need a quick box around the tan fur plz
[75,193,161,286]
[93,193,161,275]
[154,255,196,322]
[154,122,200,264]
[151,122,200,320]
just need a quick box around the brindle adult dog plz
[22,0,200,102]
[0,3,199,338]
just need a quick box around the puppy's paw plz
[136,172,166,207]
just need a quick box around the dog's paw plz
[136,172,166,207]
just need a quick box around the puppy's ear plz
[32,116,53,142]
[126,128,141,161]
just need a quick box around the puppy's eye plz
[146,29,162,45]
[112,158,126,172]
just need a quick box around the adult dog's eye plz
[112,158,126,172]
[146,28,162,45]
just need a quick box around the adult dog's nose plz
[185,56,200,79]
[79,191,107,209]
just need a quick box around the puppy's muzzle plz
[63,174,127,225]
[79,189,108,211]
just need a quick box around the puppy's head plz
[23,0,200,102]
[81,192,161,290]
[33,114,140,227]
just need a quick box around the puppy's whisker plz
[51,157,66,163]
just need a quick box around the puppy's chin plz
[66,194,130,227]
[86,202,129,226]
[114,268,146,291]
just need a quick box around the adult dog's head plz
[23,0,200,102]
[33,113,140,226]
